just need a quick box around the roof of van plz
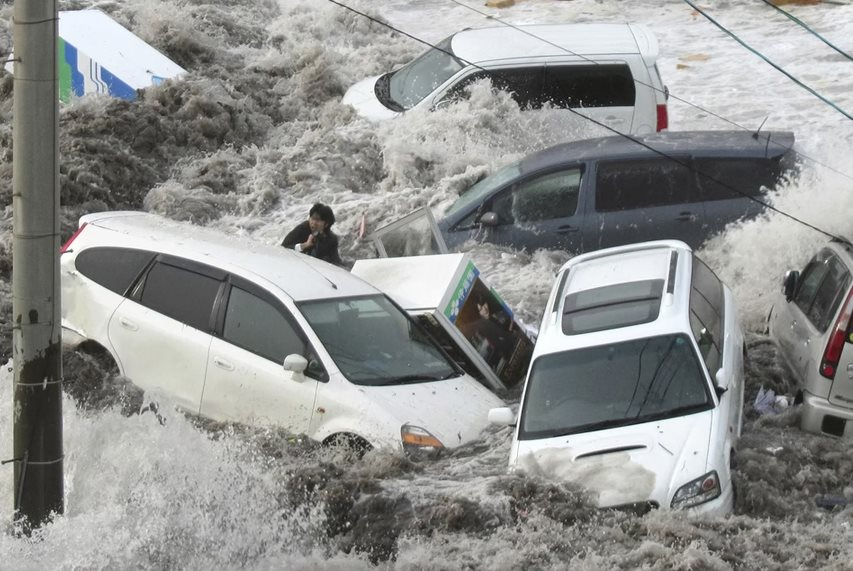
[518,130,796,175]
[77,211,378,301]
[450,24,659,66]
[536,241,694,353]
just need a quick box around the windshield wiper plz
[378,371,460,386]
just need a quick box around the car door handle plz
[556,225,579,234]
[675,211,696,222]
[213,357,235,371]
[118,317,138,331]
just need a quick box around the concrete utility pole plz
[11,0,63,532]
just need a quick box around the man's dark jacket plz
[282,220,343,266]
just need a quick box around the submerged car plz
[343,23,669,134]
[439,130,798,255]
[60,211,505,457]
[769,238,853,438]
[489,240,745,515]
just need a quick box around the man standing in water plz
[282,202,343,266]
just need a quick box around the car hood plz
[363,374,505,448]
[512,412,714,508]
[342,75,401,121]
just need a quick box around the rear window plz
[75,247,155,295]
[562,279,664,335]
[543,64,635,108]
[595,158,697,211]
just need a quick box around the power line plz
[684,0,853,121]
[759,0,853,62]
[326,0,844,242]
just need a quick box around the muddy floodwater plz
[2,0,853,568]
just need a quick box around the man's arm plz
[282,221,309,250]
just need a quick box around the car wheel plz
[62,343,145,416]
[324,433,373,459]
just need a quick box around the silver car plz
[769,238,853,437]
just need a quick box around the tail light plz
[819,287,853,379]
[59,222,87,253]
[656,104,668,132]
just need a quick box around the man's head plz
[308,203,336,234]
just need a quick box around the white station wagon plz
[60,211,504,457]
[490,241,744,515]
[343,23,669,134]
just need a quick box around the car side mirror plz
[488,407,515,426]
[283,354,308,380]
[714,367,729,395]
[479,211,498,227]
[783,270,799,302]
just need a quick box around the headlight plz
[671,471,721,509]
[401,424,444,460]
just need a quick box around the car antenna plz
[752,116,768,140]
[292,252,338,290]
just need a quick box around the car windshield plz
[388,36,465,110]
[444,161,522,219]
[519,333,712,439]
[298,295,459,386]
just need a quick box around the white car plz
[489,240,744,515]
[343,23,669,134]
[60,211,505,457]
[769,238,853,438]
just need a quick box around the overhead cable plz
[684,0,853,121]
[758,0,853,62]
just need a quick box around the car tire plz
[63,343,145,416]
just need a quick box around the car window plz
[75,247,155,295]
[490,168,582,224]
[689,257,724,373]
[298,295,457,386]
[542,64,635,107]
[595,158,697,211]
[519,334,712,439]
[793,250,834,318]
[695,157,785,200]
[805,256,851,332]
[138,261,222,331]
[445,162,522,223]
[443,67,544,109]
[690,310,721,376]
[223,286,306,364]
[388,36,465,110]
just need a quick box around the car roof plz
[450,24,658,66]
[517,130,796,174]
[76,211,378,302]
[536,240,694,354]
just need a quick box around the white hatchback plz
[490,241,744,515]
[343,23,669,134]
[60,211,505,457]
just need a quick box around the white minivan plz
[343,23,669,134]
[60,211,505,457]
[490,241,744,515]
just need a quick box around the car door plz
[476,165,587,254]
[431,66,545,111]
[542,62,635,134]
[586,156,707,251]
[200,278,322,431]
[694,156,783,236]
[108,256,224,413]
[785,251,846,382]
